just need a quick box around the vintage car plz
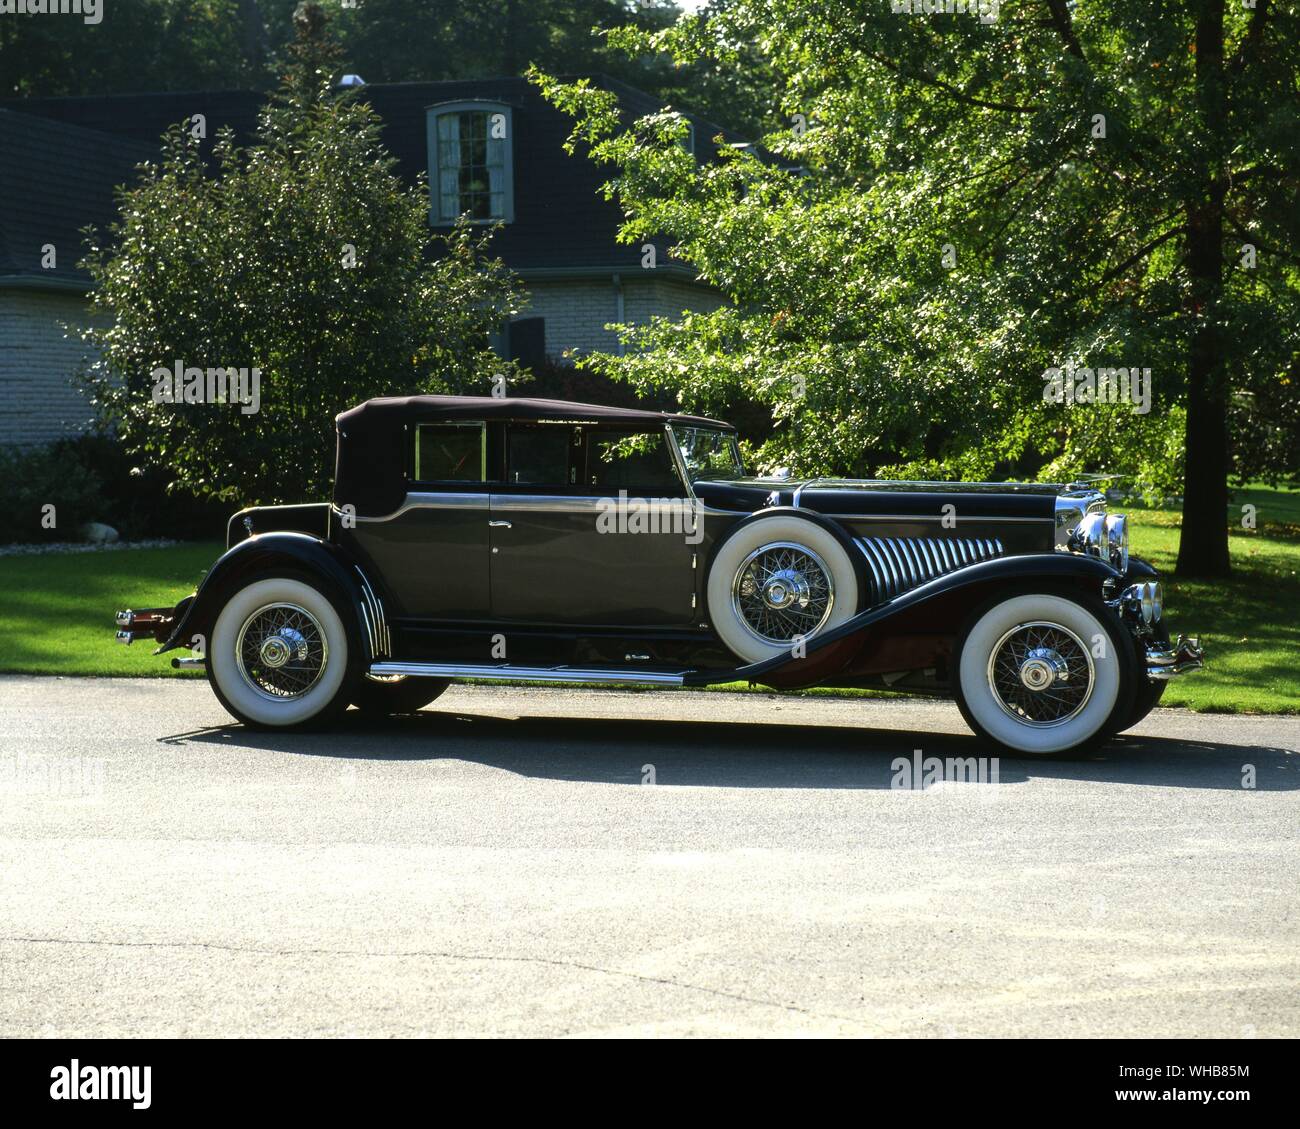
[113,395,1203,754]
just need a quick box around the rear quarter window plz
[415,423,486,482]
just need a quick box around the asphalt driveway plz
[1,676,1296,1037]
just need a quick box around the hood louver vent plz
[856,536,1004,603]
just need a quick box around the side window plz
[415,423,485,482]
[507,425,573,486]
[586,429,682,494]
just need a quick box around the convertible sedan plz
[113,396,1203,754]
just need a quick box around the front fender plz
[156,532,387,661]
[686,551,1122,687]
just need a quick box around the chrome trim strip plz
[368,662,687,686]
[792,478,830,508]
[351,492,488,523]
[897,539,916,585]
[874,538,901,594]
[357,598,377,658]
[916,538,939,576]
[489,494,695,514]
[818,513,1053,524]
[663,423,699,502]
[859,538,888,600]
[355,566,390,657]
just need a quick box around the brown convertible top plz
[333,396,733,516]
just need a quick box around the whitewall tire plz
[707,515,860,664]
[953,591,1134,755]
[208,576,354,729]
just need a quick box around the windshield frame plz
[666,423,746,489]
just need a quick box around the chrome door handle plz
[489,520,512,528]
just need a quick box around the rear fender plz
[156,532,390,662]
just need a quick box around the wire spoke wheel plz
[731,541,835,645]
[986,620,1095,727]
[235,602,329,702]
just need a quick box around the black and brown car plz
[113,395,1204,753]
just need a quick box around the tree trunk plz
[1176,0,1231,578]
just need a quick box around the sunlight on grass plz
[0,543,220,677]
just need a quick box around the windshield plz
[671,425,745,482]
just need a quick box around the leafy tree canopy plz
[81,8,523,505]
[534,0,1300,576]
[0,0,772,135]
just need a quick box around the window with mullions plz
[427,102,514,224]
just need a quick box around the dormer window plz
[426,101,514,225]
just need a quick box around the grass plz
[0,542,220,678]
[1116,482,1299,713]
[0,483,1296,712]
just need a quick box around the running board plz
[368,661,687,687]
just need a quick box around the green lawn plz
[1117,484,1299,713]
[0,542,221,677]
[1,485,1296,711]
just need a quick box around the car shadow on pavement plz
[157,708,1298,793]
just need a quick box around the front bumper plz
[1146,634,1205,681]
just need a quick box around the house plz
[0,76,735,447]
[0,110,157,446]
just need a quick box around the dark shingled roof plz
[0,109,157,290]
[3,76,747,278]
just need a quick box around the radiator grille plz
[855,536,1004,603]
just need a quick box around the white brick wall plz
[0,290,99,447]
[622,276,726,332]
[0,276,729,447]
[521,275,725,360]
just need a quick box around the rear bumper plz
[1146,634,1205,681]
[114,607,178,646]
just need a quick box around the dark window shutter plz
[508,317,546,369]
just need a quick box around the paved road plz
[1,675,1297,1037]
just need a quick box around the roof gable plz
[0,109,157,288]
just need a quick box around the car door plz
[488,423,698,626]
[346,420,492,619]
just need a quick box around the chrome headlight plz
[1120,580,1163,625]
[1104,513,1129,573]
[1071,512,1107,558]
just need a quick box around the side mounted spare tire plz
[707,514,861,664]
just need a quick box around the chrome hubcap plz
[258,627,307,669]
[733,542,834,644]
[761,569,809,611]
[1018,646,1069,691]
[236,603,328,700]
[988,621,1094,726]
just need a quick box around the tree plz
[0,1,774,138]
[535,0,1300,577]
[0,0,270,97]
[81,4,523,505]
